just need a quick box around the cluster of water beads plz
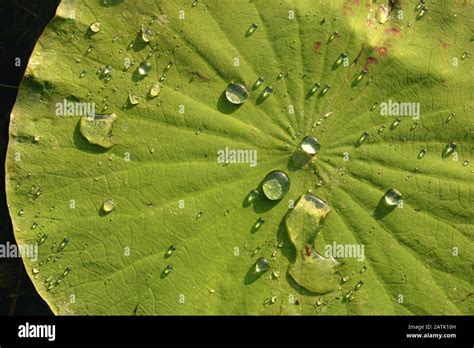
[384,189,402,206]
[225,83,249,104]
[262,171,290,201]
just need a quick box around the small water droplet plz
[262,171,290,201]
[446,113,454,122]
[89,22,101,33]
[277,72,284,79]
[31,222,38,230]
[164,61,174,72]
[328,31,338,43]
[138,61,152,75]
[62,266,72,278]
[355,280,364,290]
[18,208,24,216]
[357,131,369,146]
[300,136,321,155]
[255,258,269,273]
[343,290,353,302]
[166,245,177,257]
[141,25,153,43]
[32,267,40,275]
[57,238,70,252]
[86,45,94,54]
[247,189,259,203]
[129,94,140,105]
[390,118,401,129]
[163,264,173,275]
[355,70,367,83]
[263,86,273,97]
[309,83,321,95]
[102,199,116,213]
[196,211,203,219]
[79,70,87,78]
[418,149,427,159]
[384,189,402,206]
[103,65,112,76]
[247,23,258,36]
[377,125,386,134]
[335,52,347,67]
[463,160,469,166]
[253,217,265,231]
[37,234,48,245]
[192,0,198,7]
[443,142,456,157]
[341,276,349,284]
[254,77,264,88]
[195,128,202,135]
[321,84,330,96]
[370,102,379,111]
[416,6,428,20]
[223,209,230,216]
[149,82,161,97]
[225,83,248,104]
[461,51,471,60]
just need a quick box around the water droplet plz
[328,31,338,43]
[300,136,321,155]
[343,290,353,302]
[463,160,469,166]
[102,199,116,213]
[62,266,72,278]
[254,77,264,88]
[418,149,427,159]
[355,280,364,290]
[128,94,140,106]
[255,258,269,273]
[86,45,94,54]
[247,189,259,203]
[443,142,456,157]
[355,70,367,83]
[225,83,248,104]
[164,61,174,72]
[18,208,24,216]
[102,66,112,77]
[163,264,173,275]
[166,245,177,257]
[89,22,101,33]
[461,51,471,60]
[309,83,321,95]
[391,118,401,129]
[32,267,40,275]
[196,211,203,219]
[37,234,48,245]
[384,189,402,206]
[247,23,258,36]
[195,128,201,135]
[149,82,161,97]
[378,125,386,134]
[79,70,87,78]
[341,276,349,284]
[223,209,230,216]
[192,0,198,7]
[262,171,290,201]
[446,113,454,122]
[335,52,347,67]
[253,217,265,231]
[141,25,153,43]
[138,61,151,75]
[263,86,273,97]
[321,84,330,96]
[416,6,428,20]
[57,238,70,252]
[31,222,38,230]
[277,72,284,79]
[370,102,379,111]
[360,266,367,274]
[79,113,117,148]
[357,131,369,145]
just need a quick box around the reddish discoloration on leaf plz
[438,39,450,49]
[384,27,401,35]
[313,41,322,50]
[364,56,379,71]
[379,47,388,56]
[305,244,311,257]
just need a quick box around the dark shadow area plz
[130,30,148,52]
[275,218,295,264]
[72,121,110,154]
[216,90,241,114]
[287,150,311,171]
[373,194,397,220]
[255,88,272,105]
[243,261,266,285]
[285,271,329,297]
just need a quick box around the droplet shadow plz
[373,195,397,220]
[73,121,110,154]
[287,150,312,171]
[217,90,241,114]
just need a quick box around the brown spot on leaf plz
[313,41,322,50]
[384,27,401,35]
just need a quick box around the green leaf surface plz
[5,0,474,315]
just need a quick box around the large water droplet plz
[138,61,151,75]
[141,25,153,43]
[255,258,269,273]
[262,171,290,201]
[89,22,101,33]
[225,83,248,104]
[384,189,402,206]
[300,136,321,155]
[102,199,116,213]
[79,113,117,149]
